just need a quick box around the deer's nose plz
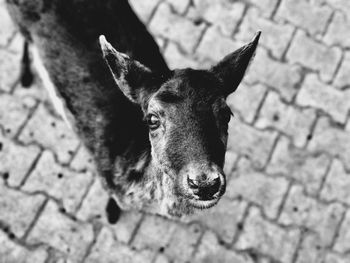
[187,173,221,200]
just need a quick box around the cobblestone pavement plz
[1,0,350,262]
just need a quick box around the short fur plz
[6,0,260,217]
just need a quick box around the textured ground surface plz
[1,0,350,262]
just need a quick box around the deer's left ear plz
[211,31,261,96]
[99,35,155,104]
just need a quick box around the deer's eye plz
[146,114,160,130]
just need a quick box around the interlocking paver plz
[296,74,350,124]
[227,83,267,124]
[227,117,278,169]
[256,91,316,147]
[235,206,300,263]
[267,136,330,195]
[187,0,245,36]
[149,2,205,53]
[129,0,161,24]
[248,0,279,17]
[187,197,247,243]
[0,93,34,138]
[320,159,350,206]
[86,227,155,263]
[276,0,333,35]
[324,11,350,48]
[287,30,342,82]
[226,157,289,219]
[0,231,48,263]
[195,231,254,263]
[196,26,242,62]
[164,223,202,262]
[19,104,80,164]
[295,234,327,263]
[132,215,177,250]
[27,200,94,262]
[333,52,350,89]
[279,185,345,245]
[308,116,350,170]
[0,180,46,238]
[22,150,94,213]
[245,48,302,101]
[0,131,41,187]
[236,7,294,59]
[333,210,350,253]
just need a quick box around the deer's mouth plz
[188,196,221,209]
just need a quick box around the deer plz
[5,0,260,219]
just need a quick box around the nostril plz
[196,177,221,200]
[187,177,199,189]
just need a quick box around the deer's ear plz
[99,35,154,103]
[211,31,261,96]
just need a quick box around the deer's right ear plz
[99,35,154,104]
[211,31,261,97]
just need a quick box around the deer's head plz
[99,33,260,215]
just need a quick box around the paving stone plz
[196,26,243,63]
[0,48,21,92]
[223,150,239,178]
[154,254,170,263]
[297,74,350,123]
[27,200,93,262]
[149,2,205,53]
[187,197,247,243]
[227,117,278,169]
[0,131,41,187]
[324,253,350,263]
[295,233,327,263]
[111,210,143,244]
[320,159,350,205]
[227,83,267,124]
[86,227,155,263]
[235,207,300,263]
[236,7,294,59]
[249,0,279,17]
[333,52,350,89]
[132,215,177,250]
[279,185,345,245]
[256,91,317,147]
[287,30,342,82]
[0,231,48,263]
[195,231,254,263]
[308,117,350,170]
[166,0,190,14]
[164,223,202,262]
[267,136,330,195]
[245,48,302,102]
[0,180,45,238]
[129,0,161,24]
[76,177,109,222]
[0,2,17,47]
[70,145,96,172]
[276,0,333,35]
[324,12,350,48]
[321,0,350,17]
[163,42,202,70]
[0,93,34,138]
[23,151,93,213]
[188,0,245,36]
[333,210,350,253]
[226,157,288,219]
[19,104,80,164]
